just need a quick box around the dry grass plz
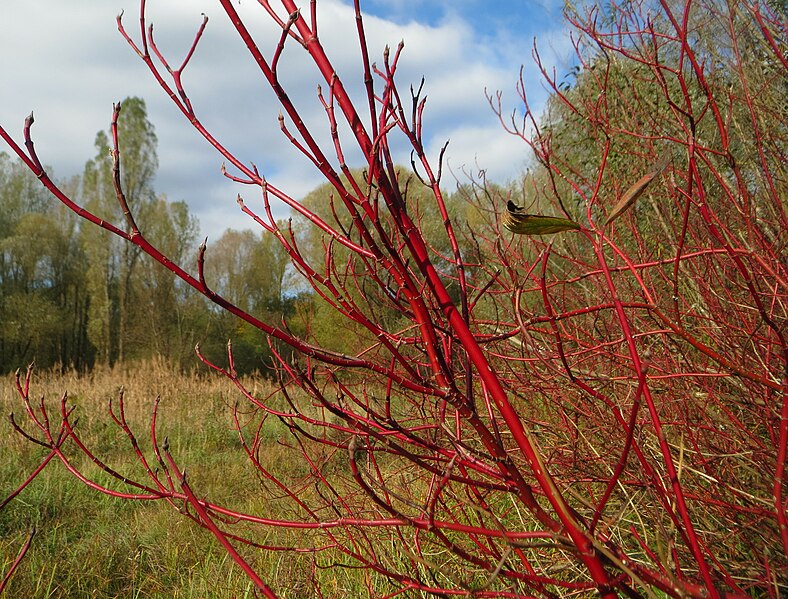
[0,360,368,598]
[2,359,783,597]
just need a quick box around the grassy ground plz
[4,361,782,597]
[0,361,363,598]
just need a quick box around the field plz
[2,357,785,597]
[0,361,364,598]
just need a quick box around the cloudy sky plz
[0,0,574,239]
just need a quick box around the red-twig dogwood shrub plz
[1,0,785,596]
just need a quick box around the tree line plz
[0,97,495,375]
[2,0,782,380]
[0,98,307,375]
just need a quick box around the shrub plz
[1,0,785,596]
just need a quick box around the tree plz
[1,0,785,597]
[199,225,296,374]
[135,197,200,364]
[80,97,159,365]
[0,155,90,372]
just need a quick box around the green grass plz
[5,362,782,597]
[0,363,370,598]
[0,460,238,597]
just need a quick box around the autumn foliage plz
[1,0,786,597]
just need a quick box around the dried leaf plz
[503,201,581,235]
[605,151,671,225]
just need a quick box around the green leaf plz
[503,201,581,235]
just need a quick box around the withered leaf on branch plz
[604,151,671,226]
[503,201,581,235]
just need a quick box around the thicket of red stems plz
[1,0,785,597]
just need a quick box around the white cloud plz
[427,124,532,186]
[0,0,573,240]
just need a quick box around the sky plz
[0,0,574,240]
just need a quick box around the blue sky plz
[0,0,573,239]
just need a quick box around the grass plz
[2,359,784,597]
[0,361,368,598]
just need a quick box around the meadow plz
[0,361,364,598]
